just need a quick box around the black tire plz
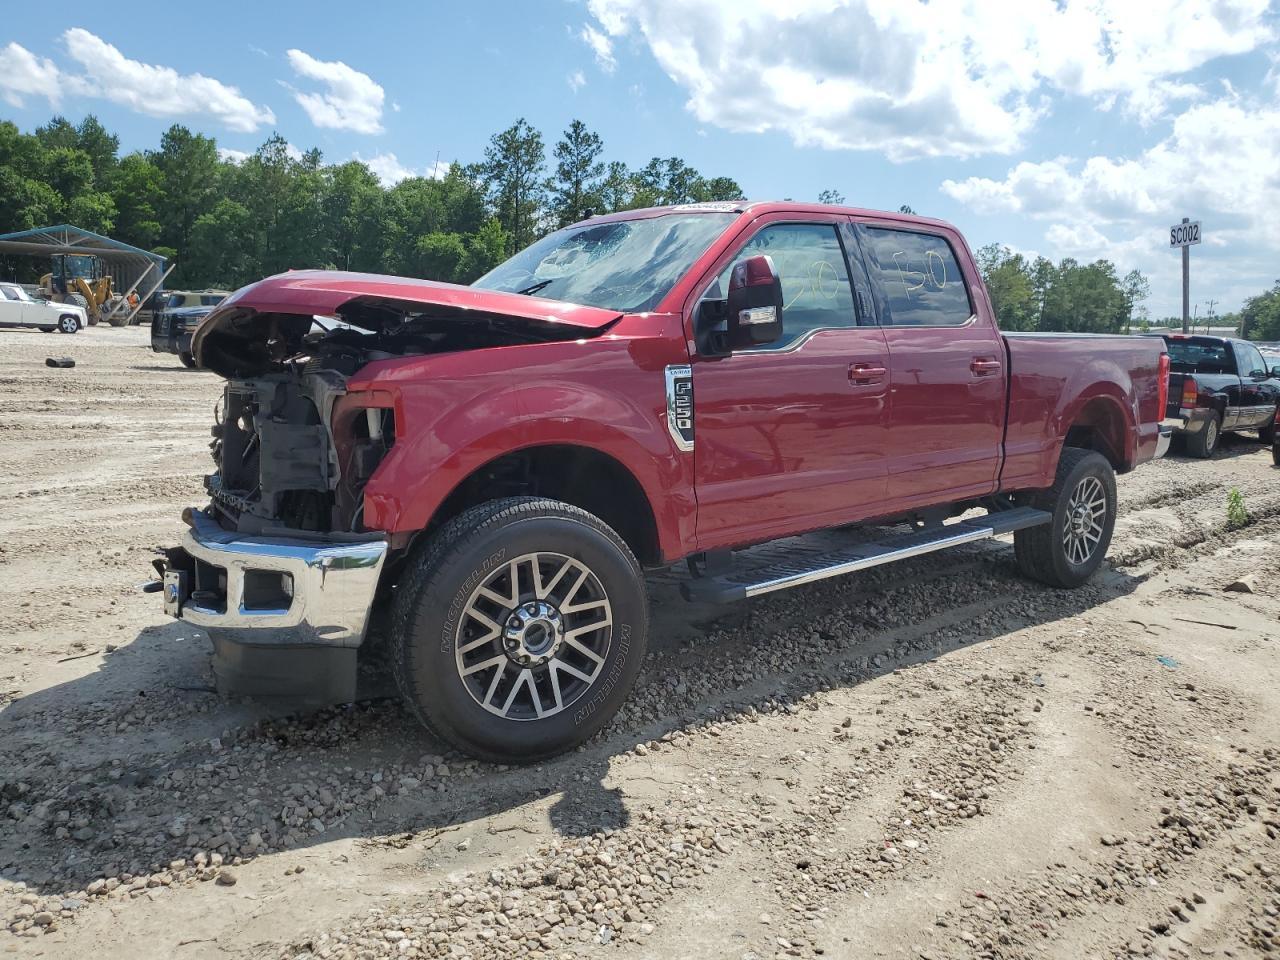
[65,293,92,325]
[390,497,649,762]
[57,314,80,335]
[178,351,197,369]
[1186,414,1221,458]
[1014,448,1117,589]
[1258,415,1276,446]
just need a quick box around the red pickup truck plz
[157,202,1170,761]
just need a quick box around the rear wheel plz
[1186,414,1220,458]
[1258,413,1276,445]
[391,497,649,762]
[57,314,80,335]
[1014,448,1117,589]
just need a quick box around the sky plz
[2,0,1278,319]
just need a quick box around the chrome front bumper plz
[164,509,388,649]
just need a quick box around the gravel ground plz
[1,325,1277,960]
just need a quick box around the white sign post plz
[1170,218,1202,333]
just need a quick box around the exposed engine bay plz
[203,301,612,535]
[206,362,389,535]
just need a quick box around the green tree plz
[460,218,509,281]
[43,147,95,203]
[480,118,546,253]
[73,115,119,185]
[1120,269,1151,334]
[413,231,468,281]
[323,161,386,272]
[598,161,634,212]
[976,243,1037,331]
[109,154,164,248]
[1240,281,1280,340]
[66,191,117,234]
[150,125,221,277]
[692,175,744,202]
[1041,258,1129,333]
[549,120,605,227]
[187,198,255,287]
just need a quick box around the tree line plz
[0,114,744,290]
[4,111,1231,338]
[975,243,1152,334]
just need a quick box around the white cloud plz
[568,70,586,92]
[63,28,274,132]
[582,0,1273,160]
[580,24,616,73]
[218,147,250,164]
[286,49,385,134]
[0,43,64,108]
[0,31,275,132]
[943,95,1280,313]
[357,152,449,187]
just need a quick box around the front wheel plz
[1014,448,1117,589]
[178,351,197,369]
[57,314,80,334]
[390,497,649,762]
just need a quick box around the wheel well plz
[430,445,662,566]
[1063,397,1128,472]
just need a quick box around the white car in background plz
[0,282,86,334]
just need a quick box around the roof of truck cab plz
[580,201,958,232]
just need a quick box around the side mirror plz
[1271,366,1280,378]
[726,255,784,349]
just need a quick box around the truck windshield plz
[473,212,737,313]
[1165,337,1233,375]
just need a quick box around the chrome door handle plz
[849,363,887,385]
[970,358,1002,376]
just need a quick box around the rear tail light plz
[1180,376,1198,409]
[1157,353,1170,414]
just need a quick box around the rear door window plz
[861,228,974,327]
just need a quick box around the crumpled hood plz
[191,270,622,378]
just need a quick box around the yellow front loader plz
[37,255,127,326]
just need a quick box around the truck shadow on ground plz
[0,541,1145,894]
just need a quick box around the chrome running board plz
[681,507,1051,604]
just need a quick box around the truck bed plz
[1000,332,1167,491]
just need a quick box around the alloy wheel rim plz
[1206,419,1218,449]
[454,552,612,721]
[1062,475,1107,566]
[61,317,76,333]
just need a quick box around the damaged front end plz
[156,270,620,704]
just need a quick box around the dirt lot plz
[1,325,1278,960]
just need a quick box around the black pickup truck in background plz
[1155,334,1280,457]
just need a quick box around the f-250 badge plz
[664,364,694,452]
